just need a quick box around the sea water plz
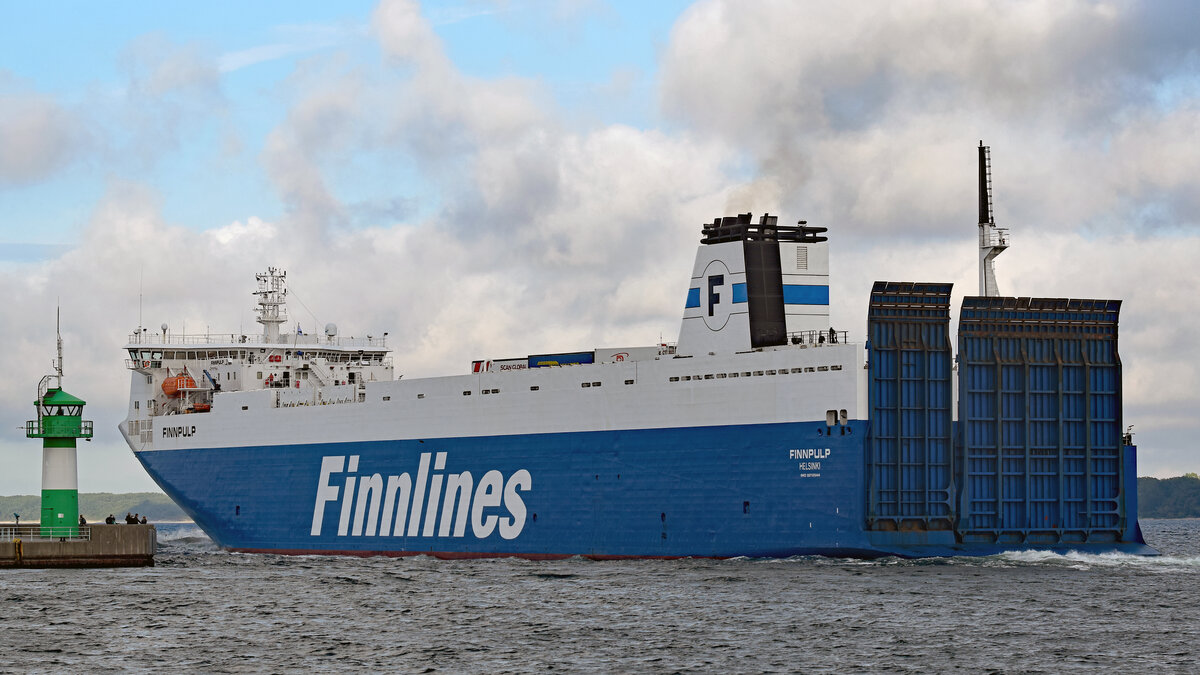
[1,519,1197,673]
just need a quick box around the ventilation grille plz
[796,246,808,271]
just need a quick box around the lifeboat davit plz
[162,374,196,398]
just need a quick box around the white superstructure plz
[121,217,866,456]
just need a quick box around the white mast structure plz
[978,141,1010,297]
[255,268,289,343]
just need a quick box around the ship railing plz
[787,329,850,346]
[126,331,389,349]
[0,525,92,542]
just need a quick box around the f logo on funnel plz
[702,260,732,331]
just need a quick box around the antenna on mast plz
[55,301,64,387]
[138,266,144,334]
[977,141,1010,296]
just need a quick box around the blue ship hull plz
[135,420,1155,559]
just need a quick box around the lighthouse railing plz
[24,419,94,438]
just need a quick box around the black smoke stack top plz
[700,213,827,244]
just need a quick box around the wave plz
[155,523,208,542]
[995,548,1200,571]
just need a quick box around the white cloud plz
[660,0,1200,237]
[0,72,88,185]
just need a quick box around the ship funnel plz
[977,141,1009,296]
[676,213,831,356]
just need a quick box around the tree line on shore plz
[0,492,188,523]
[1138,474,1200,518]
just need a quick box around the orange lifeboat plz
[161,374,196,398]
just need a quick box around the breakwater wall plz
[0,524,156,568]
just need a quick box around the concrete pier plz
[0,523,156,568]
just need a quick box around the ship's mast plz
[978,141,1010,296]
[254,268,289,343]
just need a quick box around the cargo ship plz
[119,144,1155,558]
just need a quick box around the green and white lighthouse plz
[25,314,92,538]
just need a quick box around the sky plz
[1,0,1198,495]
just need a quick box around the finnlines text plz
[311,453,532,540]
